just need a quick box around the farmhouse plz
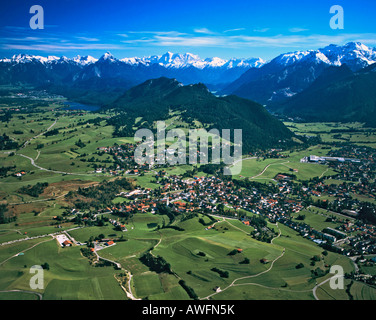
[63,240,73,247]
[105,240,115,246]
[55,234,73,247]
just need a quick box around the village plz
[59,142,376,287]
[84,143,376,251]
[71,165,376,256]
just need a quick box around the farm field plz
[0,237,126,300]
[230,153,337,182]
[284,121,376,148]
[0,209,359,300]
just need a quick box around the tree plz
[0,204,15,224]
[239,258,250,264]
[42,262,50,270]
[0,204,8,224]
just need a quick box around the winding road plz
[199,219,344,300]
[94,248,140,300]
[200,222,285,300]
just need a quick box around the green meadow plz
[230,153,337,182]
[0,238,126,300]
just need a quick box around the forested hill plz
[273,64,376,126]
[107,77,296,153]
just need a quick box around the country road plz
[94,248,140,300]
[250,160,290,179]
[20,117,59,150]
[0,289,43,300]
[199,218,346,301]
[1,115,103,177]
[16,152,99,176]
[312,274,344,300]
[200,223,285,300]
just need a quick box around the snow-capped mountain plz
[273,42,376,70]
[129,52,265,69]
[1,42,375,105]
[0,53,98,66]
[106,51,264,70]
[0,51,264,71]
[223,42,376,104]
[0,51,264,89]
[1,54,60,64]
[72,55,98,65]
[320,42,376,70]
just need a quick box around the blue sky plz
[1,0,376,60]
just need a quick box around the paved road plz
[312,275,344,300]
[0,227,82,247]
[16,152,96,176]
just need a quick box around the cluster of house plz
[301,180,376,199]
[93,143,294,177]
[269,207,376,256]
[107,173,306,235]
[108,218,128,231]
[14,171,26,177]
[95,143,155,176]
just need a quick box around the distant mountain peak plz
[344,41,369,51]
[99,52,116,62]
[73,55,98,65]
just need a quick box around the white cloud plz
[3,27,376,58]
[224,28,246,33]
[193,28,215,34]
[289,28,309,33]
[76,36,100,42]
[253,28,270,33]
[2,43,125,52]
[122,31,372,49]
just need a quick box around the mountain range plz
[0,51,264,90]
[1,42,375,103]
[1,41,376,125]
[221,42,376,104]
